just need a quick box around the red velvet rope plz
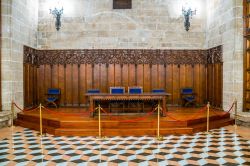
[211,102,235,116]
[99,107,157,123]
[41,106,93,117]
[165,106,207,122]
[13,103,39,112]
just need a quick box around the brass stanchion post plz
[206,102,210,134]
[10,101,15,152]
[96,104,106,139]
[98,104,101,138]
[38,103,43,136]
[156,102,163,141]
[11,101,14,127]
[234,99,237,130]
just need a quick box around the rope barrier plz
[165,106,207,122]
[210,101,235,116]
[13,103,39,112]
[99,106,158,123]
[41,106,93,117]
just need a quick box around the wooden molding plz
[24,46,223,66]
[207,45,223,64]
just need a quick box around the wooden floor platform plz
[14,106,234,136]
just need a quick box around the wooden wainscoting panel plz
[115,64,122,86]
[79,64,86,105]
[143,64,151,92]
[172,65,180,105]
[186,65,194,88]
[72,64,79,105]
[158,65,166,90]
[200,64,207,104]
[137,64,144,87]
[58,65,65,106]
[100,64,108,93]
[44,65,52,95]
[207,64,213,104]
[108,64,115,88]
[38,65,45,105]
[122,64,129,91]
[180,65,186,89]
[93,64,100,90]
[65,64,73,106]
[128,64,136,87]
[151,65,158,89]
[166,64,173,104]
[23,47,223,108]
[193,64,201,104]
[86,64,93,91]
[51,65,59,89]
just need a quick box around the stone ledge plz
[236,112,250,127]
[0,111,12,128]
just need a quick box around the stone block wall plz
[0,0,247,125]
[38,0,206,49]
[1,0,38,111]
[206,0,243,113]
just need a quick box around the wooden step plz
[17,113,60,128]
[60,120,187,129]
[187,113,230,126]
[55,127,194,136]
[190,118,235,133]
[14,119,56,135]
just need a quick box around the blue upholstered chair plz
[109,87,125,113]
[181,88,196,106]
[87,89,100,116]
[151,89,166,110]
[128,87,143,94]
[46,88,60,108]
[128,87,144,112]
[152,89,165,93]
[87,89,100,93]
[110,87,125,94]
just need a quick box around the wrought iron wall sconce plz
[50,7,63,31]
[182,6,196,31]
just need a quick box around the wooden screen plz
[24,47,223,108]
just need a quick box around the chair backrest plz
[152,89,165,93]
[48,88,60,95]
[110,87,125,94]
[181,88,193,95]
[87,89,100,93]
[128,87,143,94]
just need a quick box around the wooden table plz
[85,93,171,117]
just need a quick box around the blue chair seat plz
[45,88,60,108]
[87,89,100,93]
[47,97,57,102]
[109,87,125,112]
[181,88,196,107]
[152,89,165,93]
[184,96,195,101]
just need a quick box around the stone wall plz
[38,0,206,49]
[206,0,243,113]
[1,0,38,111]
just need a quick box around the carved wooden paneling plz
[23,46,223,108]
[24,48,223,66]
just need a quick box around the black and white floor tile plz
[0,128,249,165]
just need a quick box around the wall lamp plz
[182,4,196,31]
[50,7,63,31]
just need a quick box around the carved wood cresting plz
[24,46,223,66]
[207,45,223,64]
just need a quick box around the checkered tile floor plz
[0,128,249,165]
